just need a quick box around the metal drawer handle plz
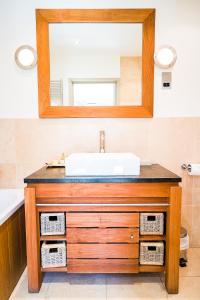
[130,234,134,239]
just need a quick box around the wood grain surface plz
[67,244,138,259]
[68,258,139,273]
[67,228,139,243]
[66,212,139,228]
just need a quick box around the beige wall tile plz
[191,118,200,161]
[191,206,200,247]
[147,118,197,176]
[0,120,16,164]
[16,162,45,188]
[190,230,200,247]
[181,204,192,242]
[15,118,149,165]
[0,163,16,188]
[182,172,193,205]
[193,177,200,188]
[1,117,200,246]
[118,56,142,106]
[191,188,200,206]
[192,205,200,226]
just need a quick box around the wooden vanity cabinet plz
[67,212,139,273]
[25,180,181,295]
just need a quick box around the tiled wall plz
[119,56,142,105]
[0,117,200,246]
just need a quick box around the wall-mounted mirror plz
[36,9,155,118]
[49,23,142,107]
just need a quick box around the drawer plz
[67,244,138,259]
[67,259,139,273]
[66,213,139,228]
[67,228,139,243]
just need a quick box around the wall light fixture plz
[154,45,177,89]
[15,45,37,70]
[154,45,177,69]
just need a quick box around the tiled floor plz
[10,248,200,300]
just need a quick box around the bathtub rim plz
[0,189,24,226]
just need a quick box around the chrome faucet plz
[99,130,105,153]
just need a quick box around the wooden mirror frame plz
[36,9,155,118]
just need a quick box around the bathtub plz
[0,189,24,225]
[0,189,26,300]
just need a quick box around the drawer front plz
[67,259,139,273]
[66,213,139,228]
[67,244,138,259]
[67,228,139,243]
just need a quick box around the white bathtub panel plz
[0,189,24,226]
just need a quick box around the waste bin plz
[180,227,189,267]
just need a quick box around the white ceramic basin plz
[65,153,140,176]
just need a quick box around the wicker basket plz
[41,241,66,268]
[140,242,164,265]
[40,212,65,236]
[140,213,164,235]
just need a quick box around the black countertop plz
[24,164,181,184]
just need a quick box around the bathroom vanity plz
[24,164,181,294]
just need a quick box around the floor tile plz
[179,248,200,277]
[167,277,200,300]
[10,273,49,300]
[10,248,200,300]
[46,273,106,300]
[106,274,168,300]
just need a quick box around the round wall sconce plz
[154,45,177,69]
[15,45,37,70]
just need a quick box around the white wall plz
[0,0,200,118]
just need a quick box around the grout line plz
[180,275,200,277]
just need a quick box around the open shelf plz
[41,265,164,273]
[139,235,166,241]
[139,265,165,273]
[41,266,68,272]
[40,235,66,241]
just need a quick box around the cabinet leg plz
[165,186,181,294]
[25,187,42,293]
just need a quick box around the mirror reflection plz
[49,23,142,107]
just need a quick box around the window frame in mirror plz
[68,78,119,107]
[36,9,155,118]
